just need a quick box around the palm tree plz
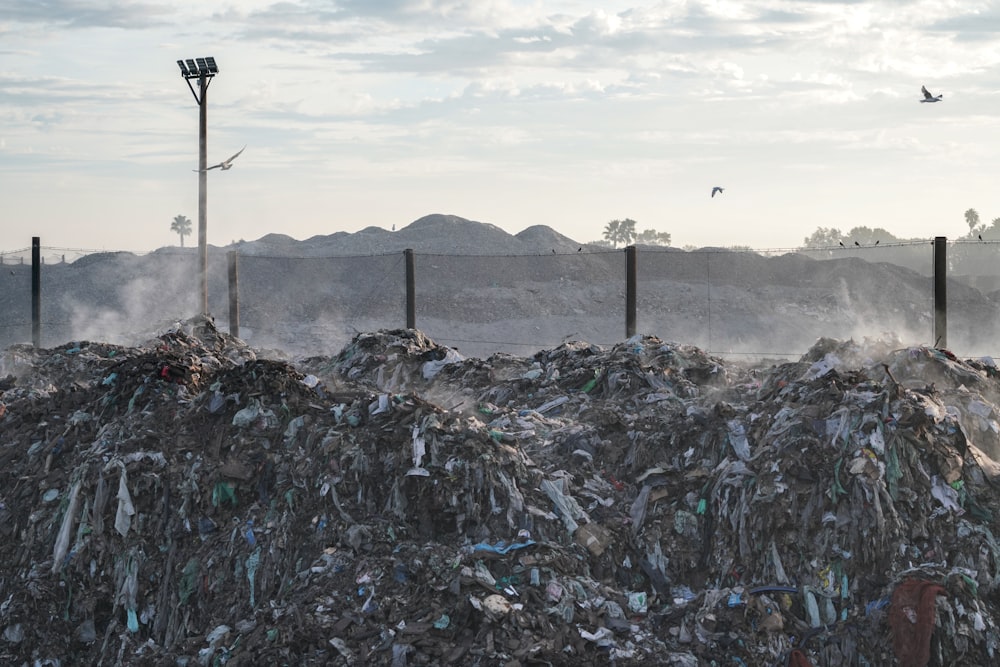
[171,215,193,247]
[603,218,639,247]
[602,219,622,247]
[619,218,638,246]
[965,208,980,237]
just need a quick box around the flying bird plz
[854,241,861,247]
[920,86,943,103]
[839,241,845,248]
[194,145,246,172]
[711,186,725,198]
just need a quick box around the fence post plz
[227,250,240,338]
[933,236,947,348]
[31,237,41,348]
[625,245,637,338]
[405,249,416,329]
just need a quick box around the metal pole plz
[405,248,416,329]
[933,236,947,348]
[198,74,209,315]
[31,237,40,348]
[227,250,240,338]
[625,245,637,338]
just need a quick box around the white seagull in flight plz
[711,186,725,198]
[194,145,246,172]
[920,86,943,103]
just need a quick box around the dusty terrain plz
[2,214,999,361]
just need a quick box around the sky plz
[2,0,1000,255]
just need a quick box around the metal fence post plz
[31,237,41,348]
[227,250,240,338]
[626,245,637,338]
[405,249,415,329]
[934,236,947,348]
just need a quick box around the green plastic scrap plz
[696,498,707,515]
[180,558,199,605]
[829,459,847,502]
[212,482,237,507]
[126,385,145,414]
[961,574,979,597]
[579,370,601,393]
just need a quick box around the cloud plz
[0,0,173,29]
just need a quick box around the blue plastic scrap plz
[471,539,537,555]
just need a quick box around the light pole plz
[177,56,218,315]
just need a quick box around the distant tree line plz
[801,208,1000,248]
[596,218,671,248]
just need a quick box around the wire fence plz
[2,239,999,361]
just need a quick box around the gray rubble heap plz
[1,318,999,666]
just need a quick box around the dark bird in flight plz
[979,234,984,241]
[194,145,246,172]
[874,240,879,245]
[577,247,582,252]
[839,241,845,248]
[552,249,556,254]
[920,86,943,103]
[711,186,725,198]
[854,241,861,247]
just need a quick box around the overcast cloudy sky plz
[2,0,999,253]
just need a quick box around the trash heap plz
[2,318,1000,666]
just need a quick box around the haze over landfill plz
[3,1,1000,254]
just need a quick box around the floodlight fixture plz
[177,56,218,80]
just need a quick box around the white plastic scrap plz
[51,480,82,574]
[804,352,841,380]
[930,475,963,514]
[411,424,426,468]
[727,420,751,461]
[115,469,136,538]
[369,394,391,415]
[421,348,464,380]
[329,637,355,661]
[540,478,588,534]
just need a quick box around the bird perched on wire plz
[711,186,725,198]
[194,145,246,172]
[920,86,943,103]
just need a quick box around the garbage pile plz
[2,317,1000,666]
